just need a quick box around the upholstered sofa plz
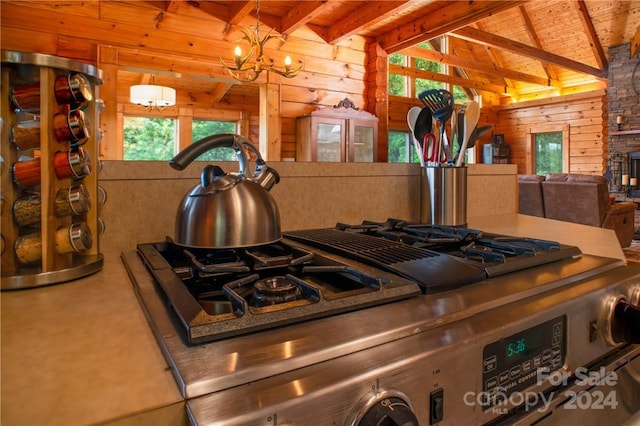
[518,173,637,247]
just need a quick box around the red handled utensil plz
[422,132,439,167]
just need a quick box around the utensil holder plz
[420,166,467,226]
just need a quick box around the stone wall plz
[608,42,640,153]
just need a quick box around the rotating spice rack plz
[1,51,104,290]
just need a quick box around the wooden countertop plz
[0,250,185,426]
[0,214,625,426]
[468,214,625,261]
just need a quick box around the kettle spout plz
[255,166,280,191]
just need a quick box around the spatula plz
[455,101,480,167]
[467,124,493,150]
[406,107,425,167]
[414,107,432,142]
[418,89,454,163]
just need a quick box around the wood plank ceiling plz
[138,0,638,103]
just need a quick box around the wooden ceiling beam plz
[474,21,514,90]
[227,1,254,26]
[452,26,607,78]
[377,0,525,53]
[164,0,181,14]
[140,1,168,10]
[326,1,410,44]
[573,0,608,70]
[389,64,515,95]
[210,82,234,103]
[517,5,557,82]
[280,0,333,36]
[430,38,477,98]
[400,45,561,88]
[174,1,231,23]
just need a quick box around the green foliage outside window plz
[123,117,176,160]
[388,131,421,163]
[123,117,237,161]
[192,120,237,161]
[389,53,406,96]
[535,132,563,174]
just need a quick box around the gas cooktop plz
[136,238,421,344]
[284,218,582,291]
[133,219,581,345]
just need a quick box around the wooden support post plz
[367,42,388,162]
[259,73,282,161]
[97,46,121,159]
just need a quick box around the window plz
[123,116,176,160]
[192,119,237,161]
[388,131,420,163]
[535,132,563,175]
[389,53,408,96]
[415,54,441,95]
[526,124,569,174]
[122,117,239,161]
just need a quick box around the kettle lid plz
[190,164,241,196]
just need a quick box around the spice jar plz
[53,109,90,145]
[14,222,93,264]
[53,147,92,179]
[12,148,91,188]
[56,222,93,255]
[11,72,93,113]
[12,119,41,150]
[54,73,93,106]
[12,157,42,188]
[12,184,91,227]
[10,81,41,113]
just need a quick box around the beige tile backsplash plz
[98,161,517,253]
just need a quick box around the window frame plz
[525,124,570,174]
[119,105,245,160]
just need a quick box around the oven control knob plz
[356,396,418,426]
[603,295,640,345]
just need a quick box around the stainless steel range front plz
[122,219,640,425]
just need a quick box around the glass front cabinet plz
[296,98,378,162]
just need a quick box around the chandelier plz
[130,75,176,110]
[219,0,302,82]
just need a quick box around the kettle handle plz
[169,133,249,176]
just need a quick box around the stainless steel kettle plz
[169,134,281,248]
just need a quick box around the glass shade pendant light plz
[130,75,176,110]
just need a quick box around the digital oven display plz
[482,315,566,408]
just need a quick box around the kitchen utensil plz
[467,124,493,150]
[414,107,433,142]
[418,89,454,163]
[169,133,281,249]
[406,107,424,167]
[422,132,439,166]
[450,105,457,148]
[455,101,480,167]
[456,107,465,161]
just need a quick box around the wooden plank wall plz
[489,91,607,175]
[0,1,371,160]
[1,1,610,167]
